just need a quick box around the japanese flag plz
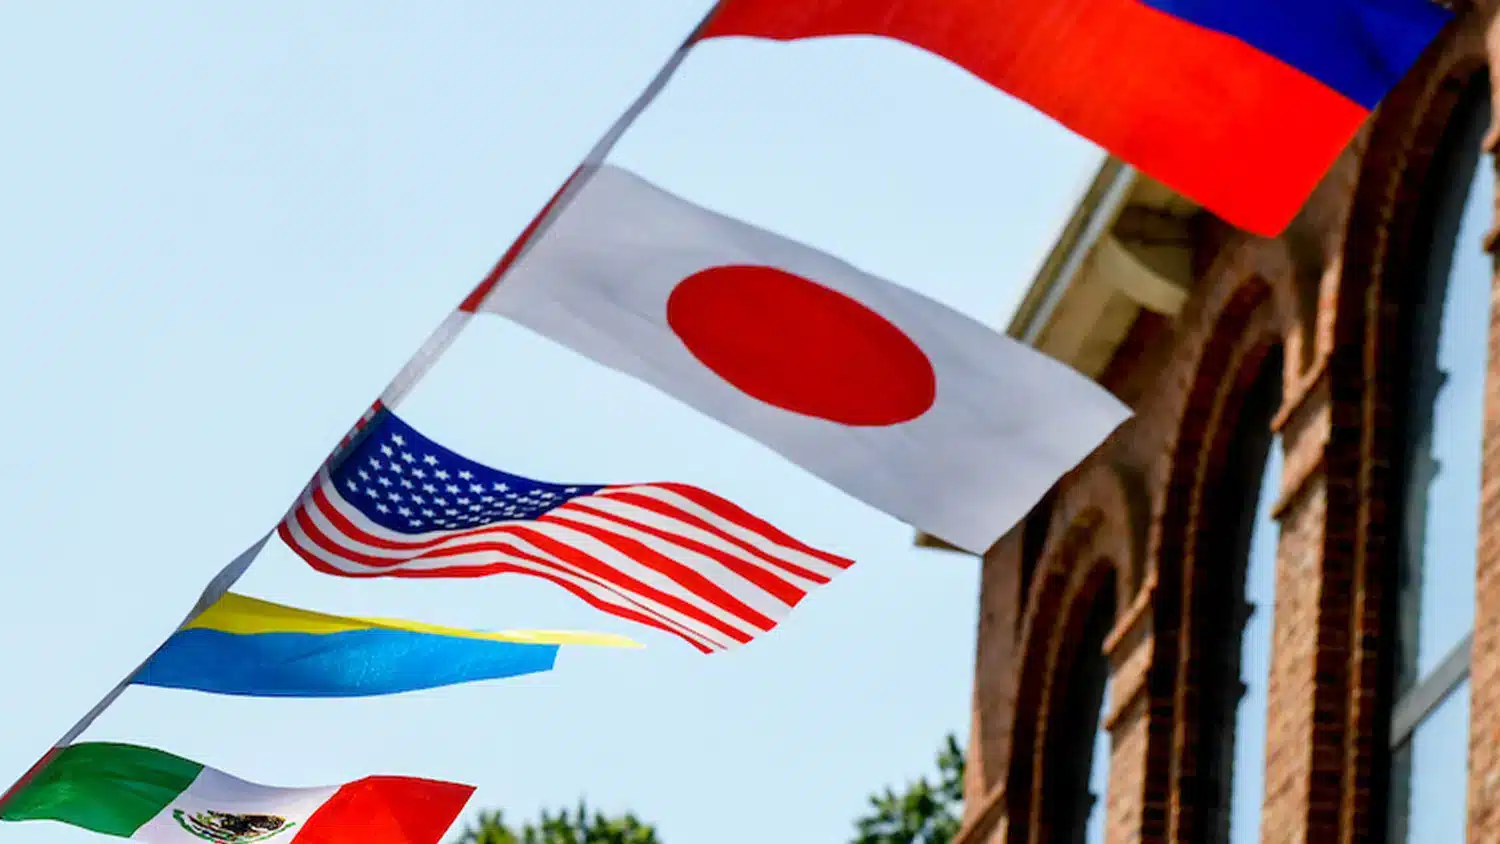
[475,165,1128,553]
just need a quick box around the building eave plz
[914,156,1201,554]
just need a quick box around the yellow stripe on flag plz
[184,593,642,648]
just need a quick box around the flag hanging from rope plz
[0,742,472,844]
[698,0,1451,235]
[132,592,640,698]
[468,164,1128,555]
[279,406,854,653]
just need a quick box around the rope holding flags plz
[0,3,729,822]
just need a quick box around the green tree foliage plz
[851,733,966,844]
[452,804,661,844]
[450,734,965,844]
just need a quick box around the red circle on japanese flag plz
[666,265,936,426]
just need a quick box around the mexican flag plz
[0,743,473,844]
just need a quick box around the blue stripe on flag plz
[1139,0,1449,108]
[135,627,559,698]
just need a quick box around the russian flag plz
[700,0,1452,236]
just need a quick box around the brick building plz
[937,6,1500,843]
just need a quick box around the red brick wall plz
[1466,13,1500,838]
[957,6,1500,843]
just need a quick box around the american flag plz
[279,409,854,652]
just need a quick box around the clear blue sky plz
[0,3,1100,842]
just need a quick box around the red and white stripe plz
[278,470,854,652]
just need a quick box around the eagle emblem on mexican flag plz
[172,810,293,844]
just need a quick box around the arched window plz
[1385,74,1492,844]
[1193,348,1283,844]
[1042,578,1117,844]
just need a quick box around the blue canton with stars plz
[327,409,604,535]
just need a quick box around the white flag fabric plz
[478,165,1129,553]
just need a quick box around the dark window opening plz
[1021,490,1058,602]
[1043,577,1118,844]
[1192,348,1284,844]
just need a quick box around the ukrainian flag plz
[133,593,640,698]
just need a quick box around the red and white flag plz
[279,406,853,653]
[471,165,1128,554]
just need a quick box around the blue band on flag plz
[135,627,559,698]
[1138,0,1450,108]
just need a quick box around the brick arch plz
[1002,509,1128,844]
[997,238,1299,844]
[1143,261,1289,842]
[1143,261,1295,595]
[1333,24,1487,349]
[1004,470,1139,844]
[1161,303,1283,844]
[1044,461,1149,608]
[1026,553,1120,844]
[1203,235,1317,374]
[1322,21,1491,841]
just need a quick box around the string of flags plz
[1,2,1451,843]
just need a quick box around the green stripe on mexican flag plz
[0,743,474,844]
